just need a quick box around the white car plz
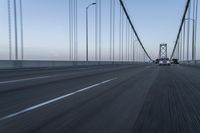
[159,58,171,66]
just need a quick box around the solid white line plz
[0,78,117,121]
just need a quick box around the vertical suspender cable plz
[69,0,71,61]
[74,0,76,60]
[125,20,128,60]
[181,30,183,60]
[74,0,77,61]
[20,0,24,60]
[127,21,129,61]
[110,0,113,61]
[140,44,142,61]
[138,43,141,61]
[130,29,133,61]
[194,0,198,61]
[126,19,128,61]
[187,2,191,61]
[137,42,138,61]
[177,38,180,59]
[99,0,101,61]
[192,0,195,60]
[74,0,76,61]
[180,31,183,61]
[13,0,18,60]
[8,0,12,60]
[130,26,131,62]
[75,0,78,61]
[71,0,73,61]
[113,0,115,62]
[73,0,75,61]
[72,0,74,61]
[183,22,186,60]
[179,30,182,61]
[122,11,124,62]
[140,42,141,61]
[133,32,135,61]
[128,24,130,61]
[86,4,88,61]
[137,41,138,61]
[95,0,98,61]
[119,5,122,61]
[127,23,129,61]
[132,30,134,62]
[130,29,132,61]
[143,48,145,62]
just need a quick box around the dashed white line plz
[0,77,117,121]
[0,68,100,85]
[0,76,52,84]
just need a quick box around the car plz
[172,59,179,64]
[159,58,171,66]
[155,59,159,64]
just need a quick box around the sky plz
[0,0,198,61]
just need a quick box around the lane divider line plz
[0,76,51,84]
[0,68,100,85]
[0,78,117,121]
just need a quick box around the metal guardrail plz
[0,60,147,69]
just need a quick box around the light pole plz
[86,2,96,62]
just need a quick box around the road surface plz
[1,64,200,133]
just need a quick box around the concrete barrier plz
[0,60,145,69]
[180,60,200,68]
[180,60,200,64]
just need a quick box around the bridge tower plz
[159,43,167,59]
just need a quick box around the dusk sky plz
[0,0,199,61]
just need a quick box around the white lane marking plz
[0,78,117,121]
[0,67,92,85]
[0,76,51,84]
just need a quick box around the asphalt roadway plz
[0,64,200,133]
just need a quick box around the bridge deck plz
[0,64,200,133]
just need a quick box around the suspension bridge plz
[0,0,200,133]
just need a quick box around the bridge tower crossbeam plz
[159,44,168,59]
